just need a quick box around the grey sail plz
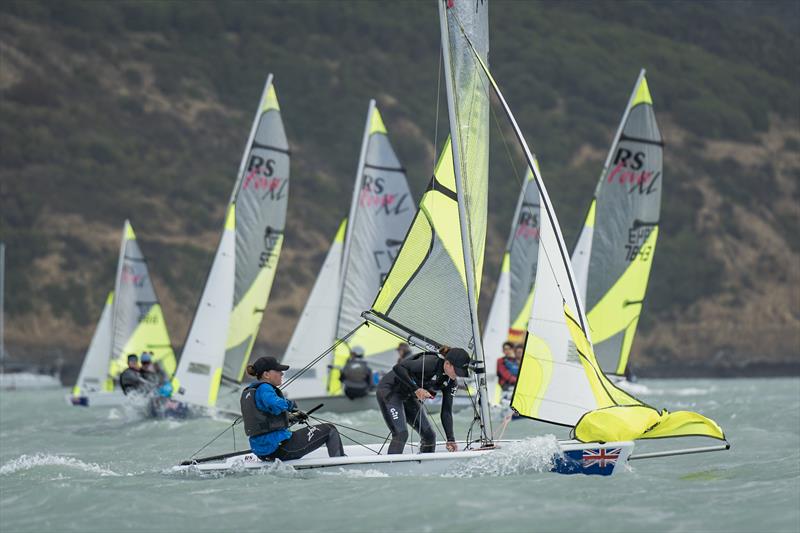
[223,75,290,384]
[580,71,663,376]
[337,101,416,341]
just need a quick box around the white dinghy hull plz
[174,439,633,477]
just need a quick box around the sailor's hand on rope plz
[414,388,433,401]
[288,410,309,425]
[446,441,458,452]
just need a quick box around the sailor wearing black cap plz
[242,356,344,461]
[376,347,471,454]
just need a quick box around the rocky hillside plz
[1,0,797,379]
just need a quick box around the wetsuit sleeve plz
[440,381,455,442]
[255,385,293,415]
[390,357,423,392]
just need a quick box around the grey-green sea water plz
[1,378,798,533]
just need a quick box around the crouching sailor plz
[376,347,471,454]
[242,356,344,461]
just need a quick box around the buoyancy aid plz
[240,382,289,437]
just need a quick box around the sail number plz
[625,225,654,262]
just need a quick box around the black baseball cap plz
[127,353,138,363]
[253,356,289,376]
[445,348,471,378]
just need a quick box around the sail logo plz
[608,148,660,195]
[242,155,287,200]
[121,265,146,287]
[360,175,411,215]
[259,226,283,268]
[515,206,540,240]
[624,221,656,262]
[376,238,404,284]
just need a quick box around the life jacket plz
[240,382,289,437]
[342,359,371,388]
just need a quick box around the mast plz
[437,0,492,444]
[109,221,129,363]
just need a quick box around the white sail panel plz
[72,292,113,396]
[173,207,236,408]
[281,220,346,399]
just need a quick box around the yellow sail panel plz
[226,233,284,381]
[630,75,653,107]
[509,286,534,341]
[108,303,176,377]
[574,405,725,443]
[586,227,658,368]
[372,137,467,314]
[510,332,553,418]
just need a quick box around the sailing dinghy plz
[70,220,176,407]
[176,0,726,476]
[280,100,417,413]
[571,69,662,384]
[169,74,290,416]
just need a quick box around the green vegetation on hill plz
[0,0,797,372]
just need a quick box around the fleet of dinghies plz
[70,220,176,407]
[60,0,728,477]
[280,100,417,413]
[176,0,727,477]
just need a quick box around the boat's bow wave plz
[443,436,560,477]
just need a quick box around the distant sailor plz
[497,341,520,391]
[396,342,413,362]
[119,354,147,395]
[139,352,166,391]
[339,346,373,400]
[376,347,471,454]
[242,356,344,461]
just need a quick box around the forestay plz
[223,75,291,384]
[571,70,663,376]
[108,220,176,378]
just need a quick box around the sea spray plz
[0,454,120,477]
[443,436,561,477]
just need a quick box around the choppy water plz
[1,378,798,532]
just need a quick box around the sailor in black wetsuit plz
[119,354,148,395]
[376,347,471,454]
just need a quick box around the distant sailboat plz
[171,74,290,413]
[70,220,176,406]
[281,99,416,412]
[482,165,540,402]
[570,69,663,380]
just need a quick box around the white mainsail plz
[72,292,114,397]
[172,206,236,408]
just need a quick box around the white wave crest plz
[443,436,560,478]
[320,467,390,478]
[0,454,120,477]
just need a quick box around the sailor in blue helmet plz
[376,346,471,454]
[242,356,344,461]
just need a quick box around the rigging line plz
[432,41,443,175]
[451,10,570,309]
[418,398,447,444]
[189,416,242,459]
[309,414,391,442]
[280,323,363,390]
